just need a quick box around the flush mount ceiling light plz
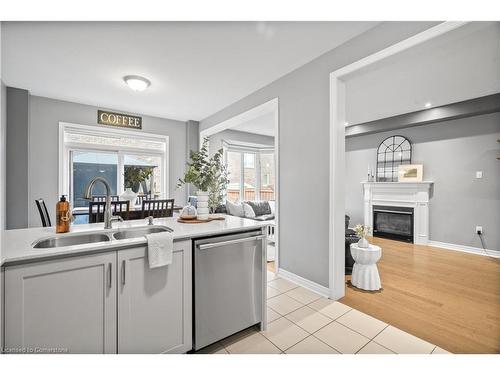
[123,75,151,92]
[424,102,432,108]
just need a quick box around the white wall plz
[345,22,500,125]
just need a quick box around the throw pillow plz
[242,202,256,218]
[246,201,272,216]
[226,200,245,218]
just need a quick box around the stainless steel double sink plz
[32,226,172,249]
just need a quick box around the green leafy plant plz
[124,166,154,193]
[178,138,229,213]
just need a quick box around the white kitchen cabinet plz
[4,252,117,354]
[3,240,193,354]
[117,240,192,353]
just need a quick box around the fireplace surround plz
[362,182,433,245]
[373,205,414,243]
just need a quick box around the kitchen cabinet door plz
[4,252,117,354]
[117,240,192,353]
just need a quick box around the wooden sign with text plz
[97,110,142,129]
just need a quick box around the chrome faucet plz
[84,177,124,229]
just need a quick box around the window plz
[224,142,275,202]
[72,151,118,207]
[243,153,256,200]
[259,153,275,201]
[226,151,241,203]
[60,123,168,210]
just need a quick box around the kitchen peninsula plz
[1,215,268,354]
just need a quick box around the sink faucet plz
[84,177,124,229]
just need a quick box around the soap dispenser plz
[56,195,71,233]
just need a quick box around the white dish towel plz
[146,231,174,268]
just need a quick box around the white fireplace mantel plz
[362,181,434,245]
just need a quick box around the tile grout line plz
[371,323,391,342]
[370,324,437,354]
[283,309,333,336]
[277,316,314,353]
[333,318,389,342]
[355,339,397,354]
[284,291,323,305]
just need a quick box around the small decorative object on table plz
[179,204,197,220]
[120,188,137,206]
[177,138,229,221]
[354,224,371,248]
[350,243,382,291]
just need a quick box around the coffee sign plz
[97,110,142,129]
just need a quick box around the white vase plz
[357,237,370,248]
[120,188,138,206]
[196,190,209,220]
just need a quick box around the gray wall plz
[0,21,5,346]
[346,112,500,251]
[0,83,5,232]
[6,87,30,229]
[200,22,439,288]
[6,93,189,228]
[185,120,200,197]
[208,129,274,156]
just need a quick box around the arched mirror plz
[376,135,412,182]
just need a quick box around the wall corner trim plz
[428,241,499,258]
[277,268,330,299]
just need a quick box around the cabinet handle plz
[121,260,126,285]
[107,263,112,289]
[198,235,266,250]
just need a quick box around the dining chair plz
[91,195,120,202]
[35,198,52,227]
[88,200,130,223]
[136,193,152,206]
[141,199,175,218]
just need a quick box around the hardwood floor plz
[340,237,500,354]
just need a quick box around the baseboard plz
[428,240,500,258]
[277,268,330,298]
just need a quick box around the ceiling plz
[345,22,500,124]
[231,112,275,137]
[1,21,377,122]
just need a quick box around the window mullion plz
[240,151,244,201]
[118,151,124,195]
[256,154,261,201]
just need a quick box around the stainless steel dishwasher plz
[193,230,266,351]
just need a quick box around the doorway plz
[200,98,279,272]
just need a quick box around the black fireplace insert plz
[373,205,414,243]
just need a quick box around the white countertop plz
[1,215,267,266]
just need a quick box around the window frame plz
[222,140,275,202]
[59,122,169,204]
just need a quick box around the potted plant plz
[178,138,229,220]
[122,166,154,204]
[354,224,372,248]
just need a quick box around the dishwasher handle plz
[198,234,266,250]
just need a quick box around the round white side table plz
[350,243,382,291]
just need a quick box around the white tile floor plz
[195,272,451,354]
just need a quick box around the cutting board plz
[177,216,226,224]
